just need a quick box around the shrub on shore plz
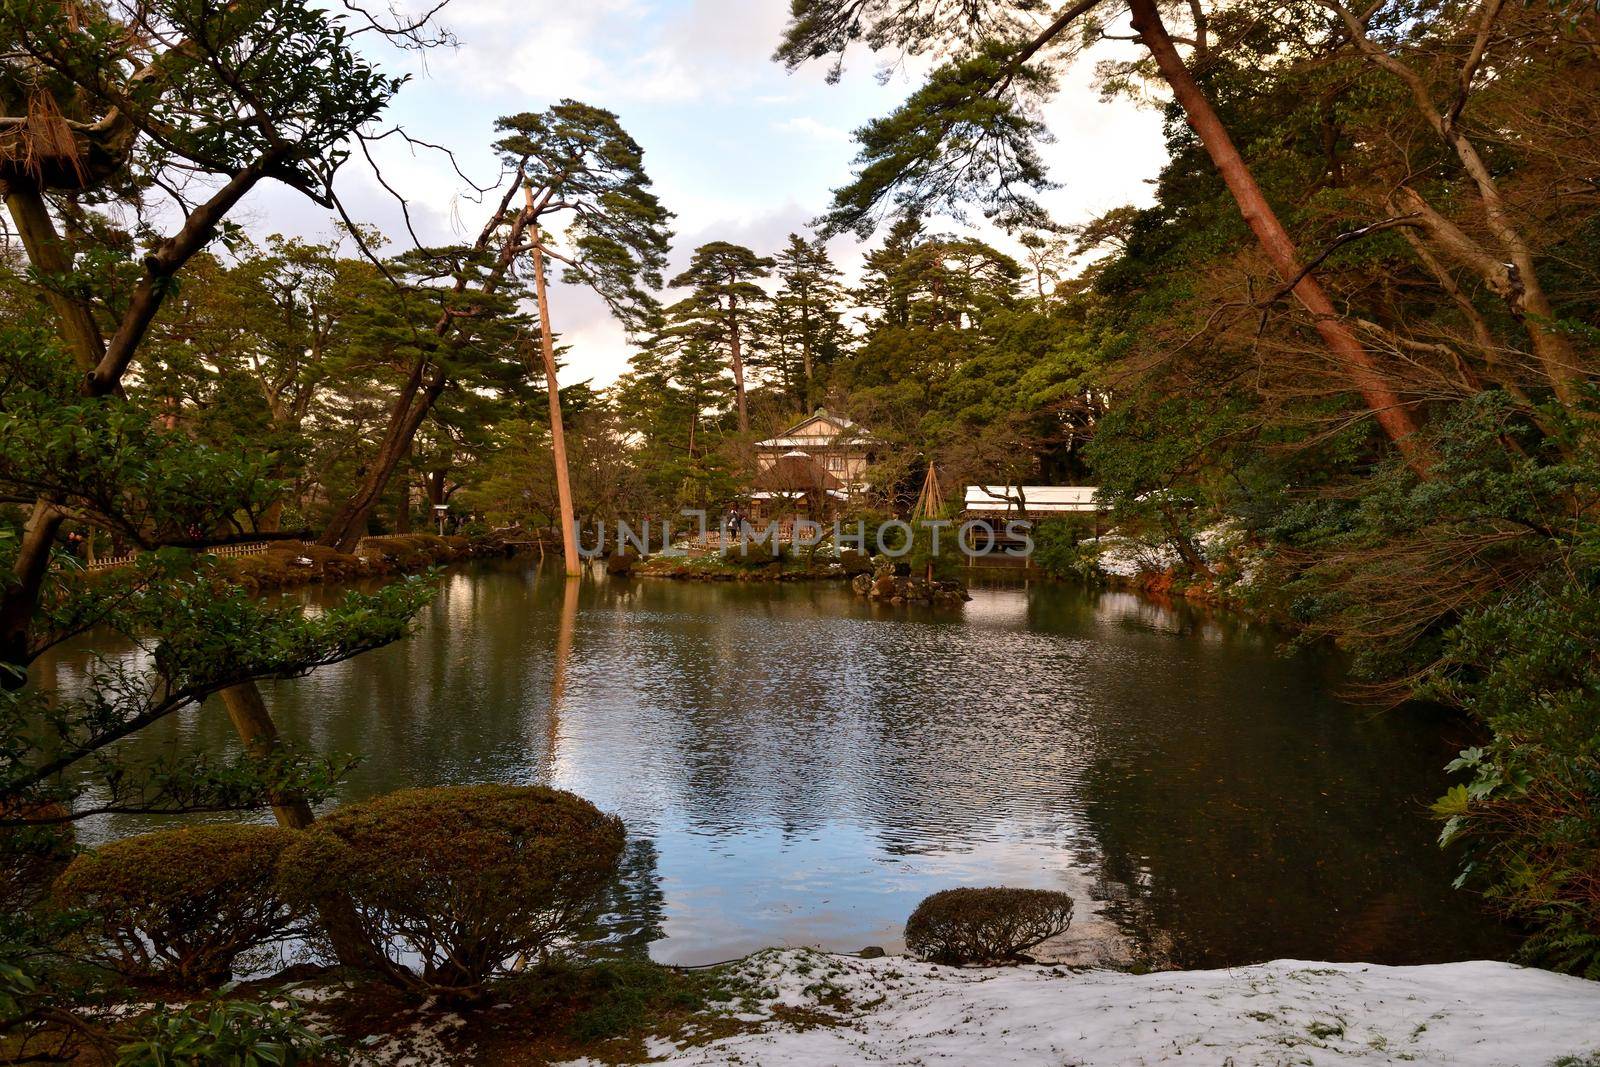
[116,993,335,1067]
[52,825,310,989]
[1,803,75,913]
[277,785,625,999]
[723,541,793,567]
[904,887,1074,965]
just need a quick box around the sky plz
[234,0,1170,388]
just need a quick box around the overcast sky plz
[234,0,1169,388]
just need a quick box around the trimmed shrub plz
[724,541,791,567]
[351,534,462,571]
[53,825,309,989]
[904,887,1074,964]
[277,785,625,998]
[606,547,640,575]
[837,549,873,576]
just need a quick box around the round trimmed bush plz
[276,785,625,998]
[904,887,1074,965]
[724,541,790,567]
[52,824,309,989]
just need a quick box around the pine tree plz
[669,242,774,432]
[770,234,848,410]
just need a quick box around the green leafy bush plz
[1265,396,1600,976]
[904,887,1074,964]
[1426,574,1600,978]
[277,785,625,998]
[1028,519,1101,581]
[116,991,335,1067]
[0,804,74,912]
[53,825,309,989]
[903,520,963,582]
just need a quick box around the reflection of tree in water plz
[49,567,1521,965]
[1079,854,1178,970]
[1070,660,1515,968]
[582,838,667,959]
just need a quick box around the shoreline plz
[214,533,521,594]
[296,947,1600,1066]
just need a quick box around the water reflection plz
[37,560,1512,967]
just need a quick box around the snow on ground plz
[1093,522,1249,581]
[608,949,1600,1067]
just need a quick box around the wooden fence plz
[690,520,807,555]
[82,539,310,572]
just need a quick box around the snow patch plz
[349,1004,466,1067]
[630,949,1600,1066]
[1092,522,1249,581]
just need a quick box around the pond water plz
[42,559,1514,968]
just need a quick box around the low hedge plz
[277,785,625,999]
[904,887,1074,965]
[53,824,309,989]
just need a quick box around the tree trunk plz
[2,180,104,375]
[0,501,63,685]
[1,158,273,684]
[728,293,749,432]
[394,481,412,534]
[219,683,316,830]
[259,497,286,534]
[0,185,98,682]
[1127,0,1429,472]
[219,682,376,971]
[316,171,533,553]
[319,370,445,552]
[1327,0,1584,402]
[800,300,814,409]
[529,223,582,578]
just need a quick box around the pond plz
[42,559,1514,968]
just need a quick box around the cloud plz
[775,117,852,145]
[218,3,1168,389]
[421,0,793,106]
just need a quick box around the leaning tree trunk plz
[3,181,104,374]
[0,501,63,685]
[219,682,376,970]
[1127,0,1429,473]
[317,172,531,553]
[219,684,318,830]
[529,223,582,578]
[320,370,446,552]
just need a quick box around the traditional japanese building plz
[749,409,881,517]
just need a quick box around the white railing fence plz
[81,539,310,572]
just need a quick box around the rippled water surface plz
[46,560,1513,967]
